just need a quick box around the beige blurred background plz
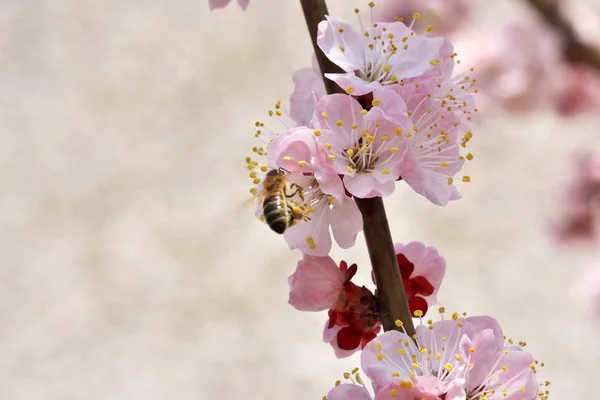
[0,0,598,398]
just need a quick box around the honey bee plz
[261,168,308,234]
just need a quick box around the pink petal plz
[393,242,446,304]
[323,322,360,358]
[398,145,462,206]
[236,0,249,10]
[284,204,332,256]
[290,65,326,126]
[266,127,318,170]
[330,197,363,248]
[388,35,446,79]
[344,173,396,198]
[361,331,419,390]
[317,17,365,72]
[371,88,410,123]
[328,384,372,400]
[325,73,385,96]
[288,254,345,312]
[460,329,502,392]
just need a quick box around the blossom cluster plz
[326,313,550,400]
[246,9,476,256]
[215,1,550,397]
[288,241,445,357]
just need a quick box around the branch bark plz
[299,0,416,337]
[526,0,600,71]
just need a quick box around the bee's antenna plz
[278,167,290,174]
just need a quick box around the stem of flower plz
[298,0,416,337]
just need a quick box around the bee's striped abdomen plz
[263,192,289,234]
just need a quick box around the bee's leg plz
[286,183,305,201]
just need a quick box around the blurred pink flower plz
[290,56,326,126]
[208,0,248,11]
[329,313,542,400]
[555,66,600,116]
[263,126,363,256]
[288,254,347,312]
[316,15,445,96]
[554,152,600,243]
[374,0,471,35]
[393,241,446,316]
[458,18,563,113]
[315,92,410,198]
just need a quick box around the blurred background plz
[0,0,599,398]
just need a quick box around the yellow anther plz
[469,347,476,353]
[444,363,453,372]
[430,58,441,66]
[502,366,508,371]
[275,109,282,117]
[392,372,400,377]
[426,25,432,32]
[376,353,384,361]
[372,99,381,106]
[390,388,398,396]
[383,64,390,73]
[328,154,335,160]
[448,177,454,185]
[395,319,403,327]
[336,120,344,127]
[439,161,448,167]
[375,343,382,350]
[413,12,421,19]
[260,165,268,172]
[360,109,368,115]
[339,45,346,52]
[346,149,354,158]
[250,188,257,196]
[395,127,402,136]
[390,147,399,154]
[414,310,423,317]
[282,156,291,161]
[352,367,359,374]
[347,165,354,173]
[457,322,463,327]
[253,178,261,185]
[321,112,329,119]
[452,312,459,320]
[298,160,306,167]
[366,135,375,143]
[325,142,332,150]
[436,353,441,360]
[381,169,390,175]
[462,176,471,182]
[338,28,344,33]
[454,354,460,361]
[397,348,406,355]
[343,372,351,379]
[313,129,322,137]
[249,171,258,179]
[335,380,341,386]
[400,380,413,389]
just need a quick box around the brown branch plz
[526,0,600,71]
[299,0,416,337]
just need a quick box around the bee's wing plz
[235,191,265,220]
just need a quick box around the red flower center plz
[396,253,435,316]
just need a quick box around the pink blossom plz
[361,315,540,399]
[326,313,543,399]
[393,241,446,316]
[374,0,471,35]
[287,254,347,312]
[553,152,600,243]
[314,92,410,198]
[458,18,563,114]
[263,126,363,256]
[390,38,476,206]
[290,56,326,127]
[208,0,248,11]
[555,66,600,116]
[316,14,445,96]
